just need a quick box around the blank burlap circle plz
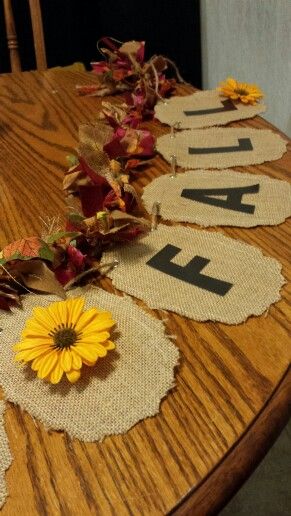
[157,128,287,169]
[0,401,12,509]
[0,290,179,441]
[101,225,285,324]
[142,170,291,227]
[154,90,266,129]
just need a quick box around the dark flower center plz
[235,88,249,96]
[49,325,79,349]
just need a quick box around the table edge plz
[169,365,291,516]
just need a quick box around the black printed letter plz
[184,99,237,116]
[188,138,253,155]
[181,184,259,214]
[146,244,232,296]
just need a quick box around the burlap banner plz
[0,401,12,510]
[102,225,284,324]
[0,290,179,442]
[157,128,287,169]
[142,169,291,227]
[155,90,266,129]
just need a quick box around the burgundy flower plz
[54,245,86,286]
[104,126,155,159]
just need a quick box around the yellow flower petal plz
[32,352,56,371]
[82,358,97,367]
[66,298,85,327]
[66,369,81,383]
[74,345,99,363]
[96,310,115,319]
[32,307,57,331]
[81,319,115,335]
[226,77,237,88]
[81,313,115,329]
[74,308,102,333]
[37,351,59,379]
[48,300,67,327]
[50,361,64,384]
[60,348,72,372]
[78,331,111,343]
[21,320,50,338]
[13,338,53,351]
[15,346,51,362]
[71,349,82,370]
[103,340,116,350]
[80,342,108,357]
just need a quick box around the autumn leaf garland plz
[76,37,178,118]
[0,118,153,310]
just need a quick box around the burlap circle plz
[101,225,285,324]
[157,128,287,169]
[0,401,12,509]
[0,290,179,441]
[142,170,291,227]
[154,90,266,129]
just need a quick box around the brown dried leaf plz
[0,289,22,305]
[110,209,150,228]
[18,260,66,299]
[63,169,84,191]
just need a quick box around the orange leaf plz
[3,237,42,260]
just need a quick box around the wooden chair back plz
[3,0,47,72]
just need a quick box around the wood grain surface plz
[0,70,290,515]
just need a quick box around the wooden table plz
[0,70,290,515]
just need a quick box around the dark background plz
[0,0,201,87]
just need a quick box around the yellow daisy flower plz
[218,77,264,105]
[13,298,116,384]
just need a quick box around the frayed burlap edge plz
[101,225,286,325]
[154,90,266,129]
[0,401,12,509]
[156,128,288,170]
[142,169,291,227]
